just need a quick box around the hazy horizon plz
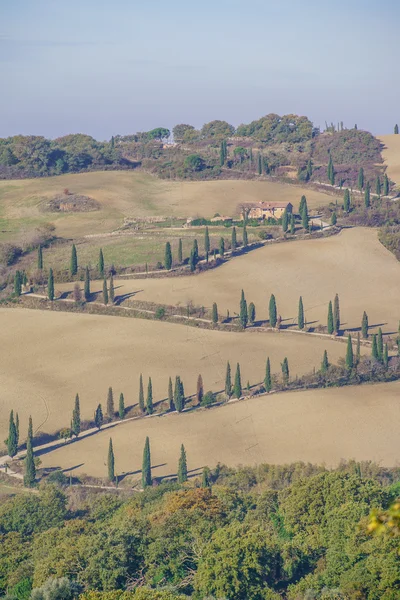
[2,0,399,140]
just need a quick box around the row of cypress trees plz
[5,412,36,487]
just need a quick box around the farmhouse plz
[241,201,293,220]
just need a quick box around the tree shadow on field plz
[342,322,390,335]
[114,291,143,305]
[158,466,203,483]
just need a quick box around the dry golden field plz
[0,171,338,241]
[379,134,400,187]
[39,381,400,478]
[60,228,400,335]
[0,307,349,444]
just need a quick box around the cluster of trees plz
[5,412,36,487]
[0,463,398,599]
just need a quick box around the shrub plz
[155,306,166,320]
[201,391,215,407]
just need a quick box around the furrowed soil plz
[39,381,400,479]
[58,228,400,335]
[0,307,348,444]
[379,134,400,187]
[0,171,338,241]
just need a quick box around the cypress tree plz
[269,294,277,328]
[343,189,351,212]
[107,386,114,419]
[109,274,115,303]
[178,444,188,483]
[225,361,232,397]
[24,435,36,488]
[142,436,152,488]
[192,239,199,265]
[356,332,361,365]
[321,350,329,373]
[146,377,153,414]
[281,357,289,385]
[28,415,33,444]
[38,245,43,270]
[327,155,335,185]
[301,198,309,229]
[333,293,340,333]
[219,237,225,256]
[361,311,369,339]
[264,357,272,392]
[372,334,379,360]
[358,167,364,190]
[395,124,399,134]
[165,242,172,270]
[99,249,104,276]
[240,289,248,328]
[327,301,334,334]
[119,393,125,419]
[139,374,145,412]
[174,376,184,412]
[14,271,22,296]
[345,335,354,369]
[178,238,183,263]
[258,153,262,175]
[243,225,248,247]
[248,302,255,326]
[298,296,305,330]
[202,467,211,488]
[47,268,54,301]
[299,195,306,215]
[189,249,195,272]
[84,267,91,301]
[331,212,337,226]
[196,374,204,405]
[108,438,115,482]
[70,244,78,276]
[377,328,384,361]
[306,159,313,180]
[168,377,174,411]
[383,343,389,369]
[72,393,81,437]
[233,363,242,398]
[231,227,237,251]
[220,141,225,166]
[282,209,288,233]
[102,277,109,305]
[364,182,371,208]
[94,404,103,429]
[375,175,381,197]
[383,174,389,196]
[290,213,295,234]
[15,413,19,448]
[212,302,218,325]
[7,411,17,457]
[204,227,210,257]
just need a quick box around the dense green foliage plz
[0,464,398,600]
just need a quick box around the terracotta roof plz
[257,201,291,209]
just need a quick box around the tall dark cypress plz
[147,377,153,414]
[15,413,19,448]
[343,189,351,212]
[38,245,43,270]
[258,153,262,175]
[364,182,371,208]
[94,404,103,429]
[102,278,109,305]
[202,467,211,488]
[395,124,399,135]
[7,411,18,458]
[298,296,305,330]
[204,227,210,257]
[240,289,248,328]
[356,332,361,365]
[231,227,237,251]
[301,198,309,230]
[178,444,188,483]
[196,374,204,405]
[327,301,334,335]
[282,209,288,233]
[248,302,255,326]
[192,239,199,265]
[84,267,91,302]
[233,363,242,399]
[72,393,81,437]
[212,302,218,325]
[139,374,145,412]
[119,393,125,419]
[174,376,185,412]
[107,387,114,419]
[383,343,389,369]
[70,244,78,276]
[321,350,329,373]
[168,377,174,411]
[383,174,389,196]
[358,167,364,190]
[142,436,152,488]
[14,271,22,296]
[377,328,384,361]
[333,294,340,333]
[345,335,354,369]
[281,357,289,385]
[220,141,225,166]
[264,357,272,392]
[28,416,33,444]
[243,225,248,247]
[24,434,36,488]
[372,334,379,360]
[47,268,54,301]
[375,175,381,197]
[108,438,115,482]
[165,242,172,270]
[219,237,225,257]
[269,294,277,328]
[99,249,105,277]
[290,213,295,234]
[327,155,335,185]
[178,238,183,263]
[225,361,232,397]
[109,274,115,303]
[361,311,369,339]
[299,195,306,215]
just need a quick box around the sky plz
[1,0,400,140]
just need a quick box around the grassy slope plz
[379,134,400,188]
[0,171,339,241]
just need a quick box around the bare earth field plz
[39,381,400,478]
[0,307,348,444]
[61,228,400,336]
[379,134,400,187]
[0,171,338,241]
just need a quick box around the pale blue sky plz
[1,0,399,139]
